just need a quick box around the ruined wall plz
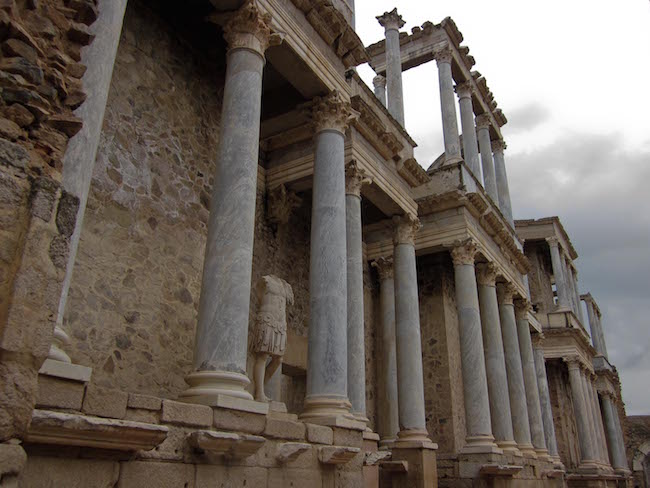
[525,241,555,317]
[547,360,581,468]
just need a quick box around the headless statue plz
[251,275,294,402]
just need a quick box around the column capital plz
[514,298,532,320]
[475,113,491,130]
[491,138,507,153]
[531,332,545,348]
[376,8,405,32]
[372,74,386,89]
[497,282,516,305]
[455,81,473,100]
[564,356,582,371]
[345,160,372,197]
[371,256,394,280]
[312,90,357,134]
[581,292,594,305]
[545,236,559,248]
[433,46,453,64]
[221,0,283,56]
[450,239,478,267]
[393,213,421,246]
[475,262,497,287]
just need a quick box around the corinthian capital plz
[433,46,453,64]
[514,298,532,320]
[491,139,507,153]
[475,113,491,130]
[455,82,473,100]
[371,256,394,281]
[545,236,559,248]
[393,213,421,246]
[345,161,372,197]
[475,262,497,287]
[450,239,477,267]
[221,0,284,56]
[376,8,405,32]
[312,90,357,134]
[497,282,516,305]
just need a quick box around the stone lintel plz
[393,440,438,450]
[188,430,265,458]
[318,445,361,464]
[479,464,523,477]
[303,415,366,431]
[26,409,168,451]
[39,359,92,383]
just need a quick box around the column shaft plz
[476,115,498,202]
[532,341,560,460]
[434,48,461,163]
[585,299,606,355]
[451,243,497,453]
[547,238,571,310]
[498,284,535,457]
[373,75,387,107]
[567,360,597,466]
[602,395,629,472]
[564,262,579,317]
[580,370,602,463]
[596,311,609,360]
[492,140,514,227]
[588,381,609,464]
[456,83,480,177]
[377,9,405,126]
[476,264,517,454]
[571,271,585,324]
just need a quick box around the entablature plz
[540,328,597,372]
[515,217,579,261]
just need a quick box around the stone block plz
[195,465,266,488]
[124,408,160,424]
[137,426,189,462]
[36,374,85,410]
[161,400,212,428]
[82,385,128,419]
[127,393,162,411]
[0,444,25,478]
[39,359,92,382]
[117,461,194,488]
[318,445,360,464]
[264,418,306,440]
[268,467,321,487]
[213,407,266,435]
[332,427,363,448]
[276,442,311,463]
[306,423,333,445]
[19,457,119,488]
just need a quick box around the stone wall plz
[627,415,650,488]
[547,360,581,469]
[524,241,555,316]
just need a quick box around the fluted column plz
[564,261,579,317]
[602,393,629,473]
[345,161,371,423]
[372,257,399,446]
[301,91,355,420]
[475,114,498,202]
[476,263,518,454]
[455,82,480,177]
[433,47,462,163]
[491,139,514,227]
[498,283,536,457]
[451,241,498,453]
[581,370,604,464]
[532,335,560,462]
[587,376,610,465]
[566,358,598,468]
[546,237,571,310]
[570,267,585,324]
[373,75,387,107]
[392,215,432,445]
[595,310,609,360]
[515,300,549,460]
[582,294,608,358]
[181,2,281,403]
[377,9,405,126]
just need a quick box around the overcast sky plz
[356,1,650,415]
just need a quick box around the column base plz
[614,467,631,476]
[379,436,398,450]
[496,439,522,456]
[179,370,253,404]
[460,435,502,454]
[299,395,351,421]
[576,460,600,472]
[351,411,370,427]
[534,447,552,462]
[517,442,537,458]
[395,429,437,449]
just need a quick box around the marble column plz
[515,300,549,459]
[602,393,629,473]
[497,283,535,457]
[302,91,355,420]
[451,241,498,453]
[570,267,585,324]
[433,47,462,163]
[476,263,518,454]
[393,215,431,445]
[491,139,514,227]
[345,161,371,423]
[532,335,561,462]
[455,82,481,177]
[373,75,387,107]
[564,261,579,317]
[376,9,405,126]
[546,237,571,310]
[583,295,607,357]
[476,114,498,203]
[581,371,604,464]
[566,358,598,467]
[372,257,399,446]
[181,2,281,404]
[587,376,610,465]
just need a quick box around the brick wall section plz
[0,0,97,441]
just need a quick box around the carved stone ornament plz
[371,256,394,281]
[433,46,453,64]
[514,298,532,320]
[376,8,405,31]
[450,239,477,267]
[393,213,421,246]
[531,332,544,348]
[312,90,357,134]
[497,282,516,306]
[564,356,581,371]
[475,262,497,287]
[372,75,386,89]
[267,184,302,225]
[475,113,491,130]
[545,236,559,248]
[491,138,507,153]
[455,82,473,99]
[345,160,372,196]
[221,0,284,56]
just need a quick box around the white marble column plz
[570,267,585,324]
[581,371,604,464]
[345,161,371,424]
[601,393,630,473]
[532,335,561,463]
[373,75,387,107]
[587,376,610,465]
[566,358,598,468]
[455,82,481,177]
[476,114,498,203]
[433,47,462,163]
[476,263,518,454]
[181,2,281,404]
[393,215,431,446]
[451,241,498,453]
[301,91,354,420]
[515,300,549,460]
[372,257,399,446]
[564,261,579,317]
[546,237,571,311]
[497,283,536,457]
[594,309,609,360]
[376,9,405,126]
[583,295,608,358]
[491,139,514,227]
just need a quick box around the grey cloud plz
[504,102,551,133]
